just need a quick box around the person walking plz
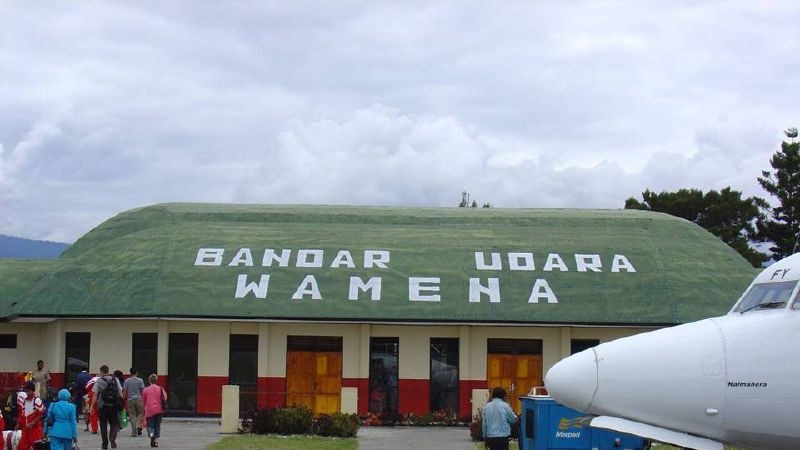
[481,387,518,450]
[31,360,51,401]
[16,381,44,450]
[44,389,78,450]
[122,367,145,437]
[72,368,92,424]
[85,375,100,434]
[141,374,167,448]
[91,365,123,450]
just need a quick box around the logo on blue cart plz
[556,416,593,438]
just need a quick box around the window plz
[229,334,258,412]
[487,339,542,355]
[430,338,459,413]
[168,333,198,413]
[525,408,535,439]
[734,281,797,312]
[369,337,399,414]
[570,339,599,355]
[132,333,158,382]
[65,332,90,385]
[0,334,16,349]
[287,336,342,352]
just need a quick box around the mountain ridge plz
[0,234,70,259]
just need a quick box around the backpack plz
[100,376,121,408]
[2,390,18,430]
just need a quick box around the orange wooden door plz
[286,351,342,414]
[486,354,542,413]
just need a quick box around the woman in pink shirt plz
[141,374,167,447]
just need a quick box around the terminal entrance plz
[286,336,342,414]
[168,333,199,413]
[486,339,542,413]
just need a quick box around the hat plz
[23,381,36,391]
[58,389,71,401]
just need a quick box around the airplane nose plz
[544,348,598,412]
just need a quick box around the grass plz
[205,435,358,450]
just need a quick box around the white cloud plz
[0,1,798,242]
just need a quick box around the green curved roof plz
[2,203,758,325]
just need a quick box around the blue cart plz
[518,394,646,450]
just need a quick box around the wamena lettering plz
[193,248,636,303]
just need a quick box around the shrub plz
[360,412,382,426]
[469,410,483,441]
[329,413,360,437]
[279,405,313,435]
[430,409,459,426]
[247,407,279,434]
[511,420,519,439]
[398,412,434,426]
[244,406,357,437]
[314,414,336,436]
[379,411,399,426]
[245,405,313,435]
[359,410,465,427]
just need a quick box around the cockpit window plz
[734,281,797,313]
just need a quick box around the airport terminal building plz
[0,203,756,418]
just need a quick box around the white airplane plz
[545,253,800,450]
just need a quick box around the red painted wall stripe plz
[398,379,429,415]
[259,377,286,409]
[35,374,488,416]
[158,375,169,392]
[0,372,67,392]
[459,380,486,419]
[49,372,66,390]
[196,376,228,414]
[341,378,369,414]
[0,372,27,392]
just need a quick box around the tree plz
[458,191,470,208]
[625,188,767,267]
[458,191,492,208]
[624,188,705,222]
[757,128,800,259]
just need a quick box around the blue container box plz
[518,395,646,450]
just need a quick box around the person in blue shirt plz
[73,368,93,426]
[45,389,78,450]
[482,387,518,450]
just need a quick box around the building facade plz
[0,204,757,418]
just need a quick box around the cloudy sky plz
[1,1,798,243]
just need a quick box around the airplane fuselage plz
[546,255,800,450]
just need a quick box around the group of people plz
[4,362,168,450]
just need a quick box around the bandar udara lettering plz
[194,248,636,303]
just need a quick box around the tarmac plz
[74,419,479,449]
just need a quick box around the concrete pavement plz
[75,418,222,449]
[75,419,477,449]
